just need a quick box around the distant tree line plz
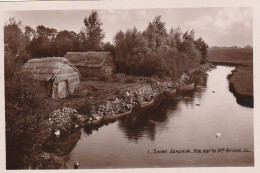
[209,46,253,50]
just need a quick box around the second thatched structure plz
[23,57,80,99]
[64,52,116,78]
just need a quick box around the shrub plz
[111,74,121,82]
[99,75,110,82]
[78,99,92,115]
[145,77,157,85]
[71,85,82,98]
[125,76,136,83]
[114,88,121,95]
[5,68,57,169]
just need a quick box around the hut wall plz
[88,67,102,77]
[102,55,116,77]
[45,80,53,98]
[77,66,102,78]
[58,80,68,98]
[64,52,115,78]
[52,80,59,99]
[77,66,89,78]
[55,64,80,97]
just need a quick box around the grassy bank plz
[208,48,253,66]
[208,47,253,107]
[60,75,146,112]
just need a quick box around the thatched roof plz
[64,52,111,67]
[23,57,79,81]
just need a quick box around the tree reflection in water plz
[44,130,82,168]
[117,76,208,142]
[44,130,82,156]
[117,99,179,142]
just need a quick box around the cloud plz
[188,15,213,30]
[214,8,252,29]
[6,8,252,47]
[180,8,252,46]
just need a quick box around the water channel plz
[64,66,254,168]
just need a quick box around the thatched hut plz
[23,57,80,99]
[64,52,115,78]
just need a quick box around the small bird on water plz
[74,161,79,169]
[74,154,80,169]
[216,133,221,138]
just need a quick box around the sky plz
[5,8,253,47]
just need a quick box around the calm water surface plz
[65,66,254,168]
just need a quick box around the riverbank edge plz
[228,68,253,108]
[208,60,251,67]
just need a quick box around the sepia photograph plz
[1,1,257,171]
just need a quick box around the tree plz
[4,18,23,54]
[179,30,195,53]
[143,15,168,52]
[195,37,208,63]
[114,30,126,58]
[27,25,57,58]
[25,26,35,42]
[167,27,177,50]
[103,41,115,53]
[125,27,150,63]
[4,18,31,79]
[71,32,82,52]
[169,26,183,51]
[114,27,151,75]
[177,29,201,67]
[54,30,77,56]
[113,30,126,73]
[80,10,105,51]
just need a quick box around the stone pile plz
[49,107,84,136]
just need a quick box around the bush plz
[5,68,58,169]
[145,77,157,85]
[112,77,120,82]
[99,75,110,82]
[6,69,48,133]
[78,99,92,115]
[125,76,136,83]
[71,85,82,98]
[111,74,121,82]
